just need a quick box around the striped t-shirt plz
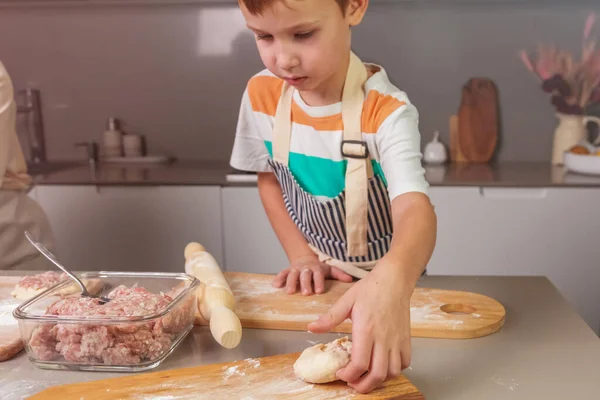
[230,64,429,202]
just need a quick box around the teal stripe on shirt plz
[265,140,388,198]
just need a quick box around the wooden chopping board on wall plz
[30,352,424,400]
[0,276,25,362]
[457,78,500,163]
[199,272,506,340]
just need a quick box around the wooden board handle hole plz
[440,303,477,315]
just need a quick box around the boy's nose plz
[276,45,300,71]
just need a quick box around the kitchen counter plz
[1,274,599,399]
[26,160,600,188]
[29,160,232,187]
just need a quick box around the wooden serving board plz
[449,114,468,162]
[29,352,424,400]
[0,276,25,362]
[457,78,499,163]
[210,272,505,339]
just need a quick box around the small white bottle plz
[102,117,123,158]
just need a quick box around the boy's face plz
[240,0,366,100]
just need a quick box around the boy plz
[230,0,437,393]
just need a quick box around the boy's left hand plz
[307,259,413,394]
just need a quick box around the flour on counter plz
[243,358,260,368]
[134,395,194,400]
[229,277,281,298]
[221,359,260,379]
[0,300,19,326]
[239,307,321,321]
[222,365,244,379]
[129,383,200,400]
[136,397,178,400]
[0,379,61,400]
[112,371,356,399]
[410,304,442,322]
[490,375,519,391]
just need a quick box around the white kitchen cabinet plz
[427,186,600,334]
[33,185,223,273]
[426,187,483,275]
[222,187,288,274]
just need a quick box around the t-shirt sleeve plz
[229,87,273,173]
[376,101,429,201]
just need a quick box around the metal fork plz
[24,231,110,304]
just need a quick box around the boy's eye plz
[295,31,314,39]
[256,34,273,41]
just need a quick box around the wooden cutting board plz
[457,78,499,163]
[29,352,424,399]
[0,276,25,362]
[449,114,468,162]
[200,272,505,339]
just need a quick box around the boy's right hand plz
[273,255,354,296]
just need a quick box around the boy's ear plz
[346,0,369,27]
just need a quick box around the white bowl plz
[564,151,600,175]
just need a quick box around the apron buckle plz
[340,140,369,159]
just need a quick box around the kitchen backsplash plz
[1,2,599,163]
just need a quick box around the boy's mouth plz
[283,76,307,86]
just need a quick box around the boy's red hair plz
[240,0,349,15]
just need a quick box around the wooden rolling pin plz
[184,242,242,349]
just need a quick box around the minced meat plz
[15,271,68,291]
[28,284,194,365]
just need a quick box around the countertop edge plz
[22,161,600,188]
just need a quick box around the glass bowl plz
[13,271,199,372]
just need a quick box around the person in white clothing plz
[0,60,55,270]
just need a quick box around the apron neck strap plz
[341,52,368,152]
[272,83,294,165]
[342,53,371,257]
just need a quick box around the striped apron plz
[267,52,394,279]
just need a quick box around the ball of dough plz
[293,337,352,383]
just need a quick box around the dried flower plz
[584,13,596,40]
[520,12,600,115]
[542,74,571,97]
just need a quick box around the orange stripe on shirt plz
[248,75,283,116]
[361,90,406,133]
[247,76,405,133]
[291,103,342,131]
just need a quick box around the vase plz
[552,113,600,165]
